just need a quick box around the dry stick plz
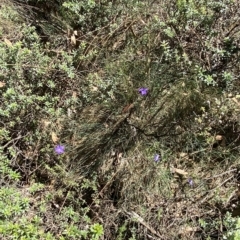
[89,164,124,209]
[225,189,238,207]
[58,190,70,214]
[200,175,235,204]
[2,134,27,149]
[204,169,237,180]
[46,189,71,233]
[124,210,163,239]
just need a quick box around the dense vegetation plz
[0,0,240,239]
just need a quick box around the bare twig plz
[124,210,163,239]
[204,169,237,180]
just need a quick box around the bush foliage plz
[0,0,240,239]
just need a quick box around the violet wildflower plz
[188,178,193,187]
[54,144,65,155]
[138,87,149,96]
[154,154,160,162]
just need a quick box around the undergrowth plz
[0,0,240,239]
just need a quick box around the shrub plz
[1,0,240,239]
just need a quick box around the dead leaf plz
[72,91,77,98]
[51,132,59,143]
[113,40,123,50]
[70,34,76,46]
[179,226,198,235]
[175,168,188,175]
[179,152,188,158]
[91,86,98,92]
[4,38,12,47]
[232,97,240,107]
[118,152,123,159]
[0,81,6,88]
[41,119,51,129]
[139,19,146,25]
[67,108,72,118]
[215,135,223,141]
[171,167,188,176]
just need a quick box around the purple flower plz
[138,87,149,96]
[154,154,160,162]
[188,178,193,187]
[54,144,65,155]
